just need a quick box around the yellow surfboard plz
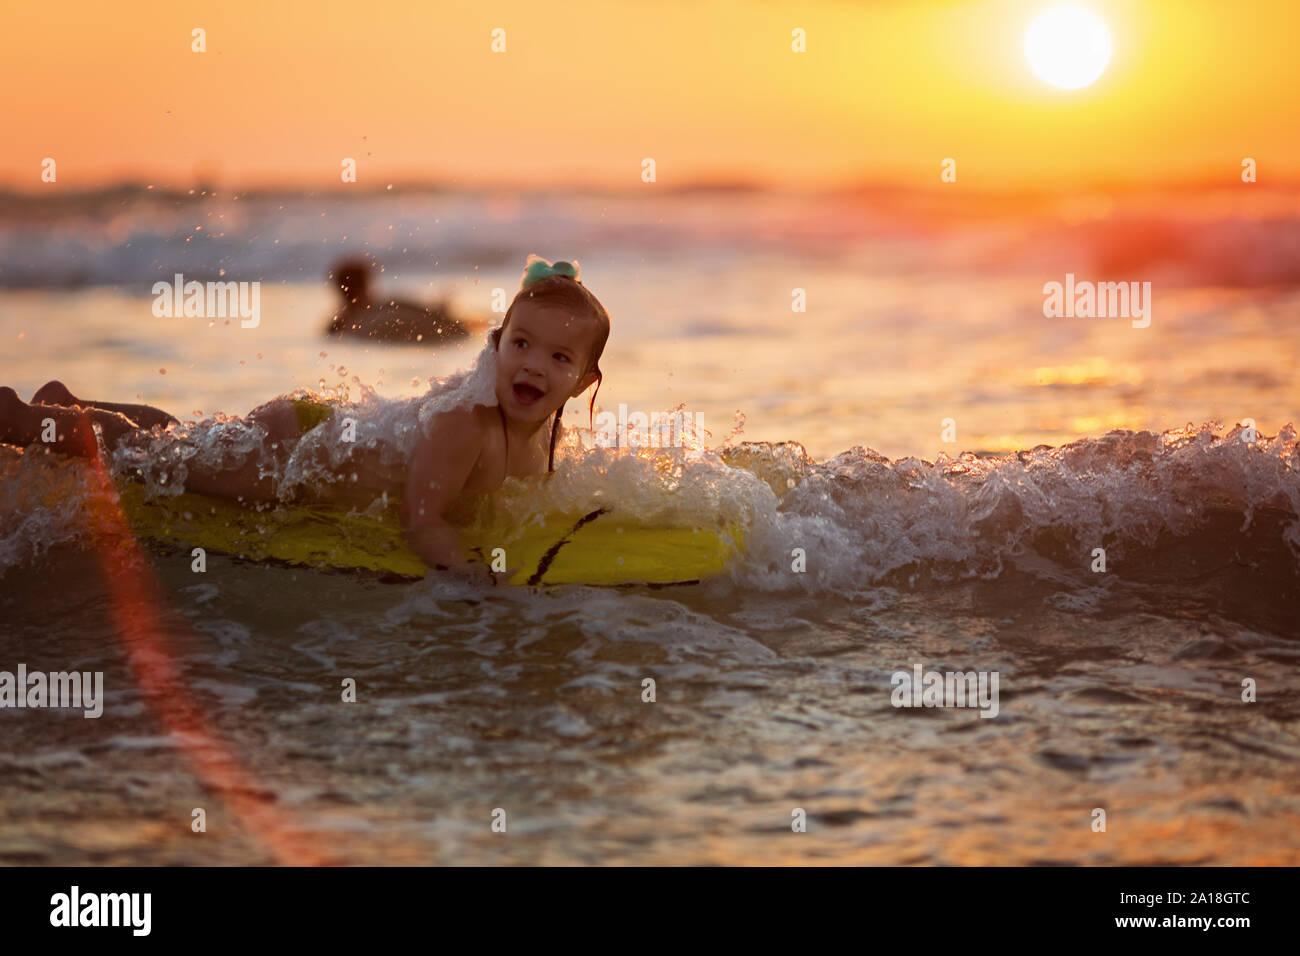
[114,481,745,587]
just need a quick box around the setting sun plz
[1026,5,1112,90]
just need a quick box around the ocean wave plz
[719,423,1300,636]
[2,421,1297,636]
[2,186,1297,289]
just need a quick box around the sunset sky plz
[3,0,1297,191]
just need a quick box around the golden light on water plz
[1031,358,1142,387]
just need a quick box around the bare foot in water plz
[0,385,143,456]
[30,380,79,406]
[0,385,24,425]
[27,380,179,430]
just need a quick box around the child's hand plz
[434,558,523,587]
[434,558,496,587]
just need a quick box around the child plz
[0,255,611,583]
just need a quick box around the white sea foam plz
[3,415,1299,634]
[276,331,500,498]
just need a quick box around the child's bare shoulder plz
[421,403,497,444]
[403,403,510,508]
[410,404,502,480]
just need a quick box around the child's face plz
[495,302,601,425]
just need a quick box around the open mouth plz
[512,383,545,406]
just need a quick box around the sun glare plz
[1026,6,1112,90]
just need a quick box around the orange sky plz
[2,0,1297,191]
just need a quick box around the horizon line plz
[1,175,1296,200]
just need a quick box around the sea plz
[1,182,1298,864]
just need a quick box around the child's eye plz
[555,354,570,363]
[513,337,527,348]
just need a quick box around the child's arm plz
[401,405,486,571]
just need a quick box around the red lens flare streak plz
[72,414,330,866]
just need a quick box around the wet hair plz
[490,269,611,473]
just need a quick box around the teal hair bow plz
[521,254,581,289]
